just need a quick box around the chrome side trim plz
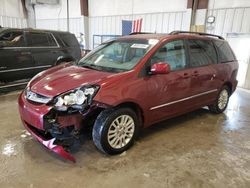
[150,89,218,110]
[0,81,29,89]
[51,33,60,47]
[0,65,52,73]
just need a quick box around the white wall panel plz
[35,0,84,39]
[208,0,250,9]
[206,7,250,37]
[0,16,27,28]
[36,17,84,37]
[0,0,27,28]
[0,0,25,18]
[89,11,189,48]
[89,0,187,17]
[35,0,81,19]
[241,8,250,33]
[232,9,244,33]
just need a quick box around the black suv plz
[0,27,81,85]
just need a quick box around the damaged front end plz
[19,85,109,162]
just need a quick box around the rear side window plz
[27,32,56,47]
[59,33,79,47]
[188,39,217,67]
[0,31,25,47]
[53,34,65,47]
[150,40,187,71]
[214,41,235,63]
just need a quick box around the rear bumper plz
[18,91,76,162]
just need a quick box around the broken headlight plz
[53,85,99,111]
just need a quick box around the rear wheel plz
[209,86,230,114]
[92,108,138,155]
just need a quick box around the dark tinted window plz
[0,31,25,47]
[53,34,65,47]
[214,40,235,63]
[59,33,79,47]
[188,40,217,67]
[27,32,56,47]
[48,34,57,46]
[150,40,187,71]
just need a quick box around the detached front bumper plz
[22,120,76,162]
[18,91,76,162]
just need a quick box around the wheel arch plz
[115,101,144,128]
[223,81,233,95]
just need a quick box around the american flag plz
[122,18,143,36]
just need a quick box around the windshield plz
[78,39,159,73]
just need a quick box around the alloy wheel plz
[218,89,229,110]
[107,115,135,149]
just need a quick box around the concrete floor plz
[0,89,249,188]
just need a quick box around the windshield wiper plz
[80,64,101,70]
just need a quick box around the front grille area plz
[26,123,53,140]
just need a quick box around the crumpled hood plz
[29,64,114,97]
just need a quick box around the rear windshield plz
[214,40,235,63]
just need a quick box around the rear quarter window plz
[27,32,56,47]
[214,40,235,63]
[187,39,217,67]
[59,33,79,47]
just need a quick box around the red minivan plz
[18,31,238,162]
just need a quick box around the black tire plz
[92,107,139,155]
[209,85,230,114]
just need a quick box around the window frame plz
[186,38,218,68]
[147,39,190,73]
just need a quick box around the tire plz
[209,85,230,114]
[92,107,139,155]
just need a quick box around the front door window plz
[150,40,187,71]
[0,31,25,47]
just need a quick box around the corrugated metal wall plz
[0,15,27,28]
[89,10,191,48]
[36,17,85,37]
[206,7,250,37]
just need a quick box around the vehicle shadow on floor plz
[22,107,224,163]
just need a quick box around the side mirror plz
[150,62,170,74]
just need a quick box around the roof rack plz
[129,32,154,35]
[169,30,224,40]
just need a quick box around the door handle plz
[182,73,190,79]
[191,71,199,77]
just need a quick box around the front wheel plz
[209,86,230,114]
[92,108,139,155]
